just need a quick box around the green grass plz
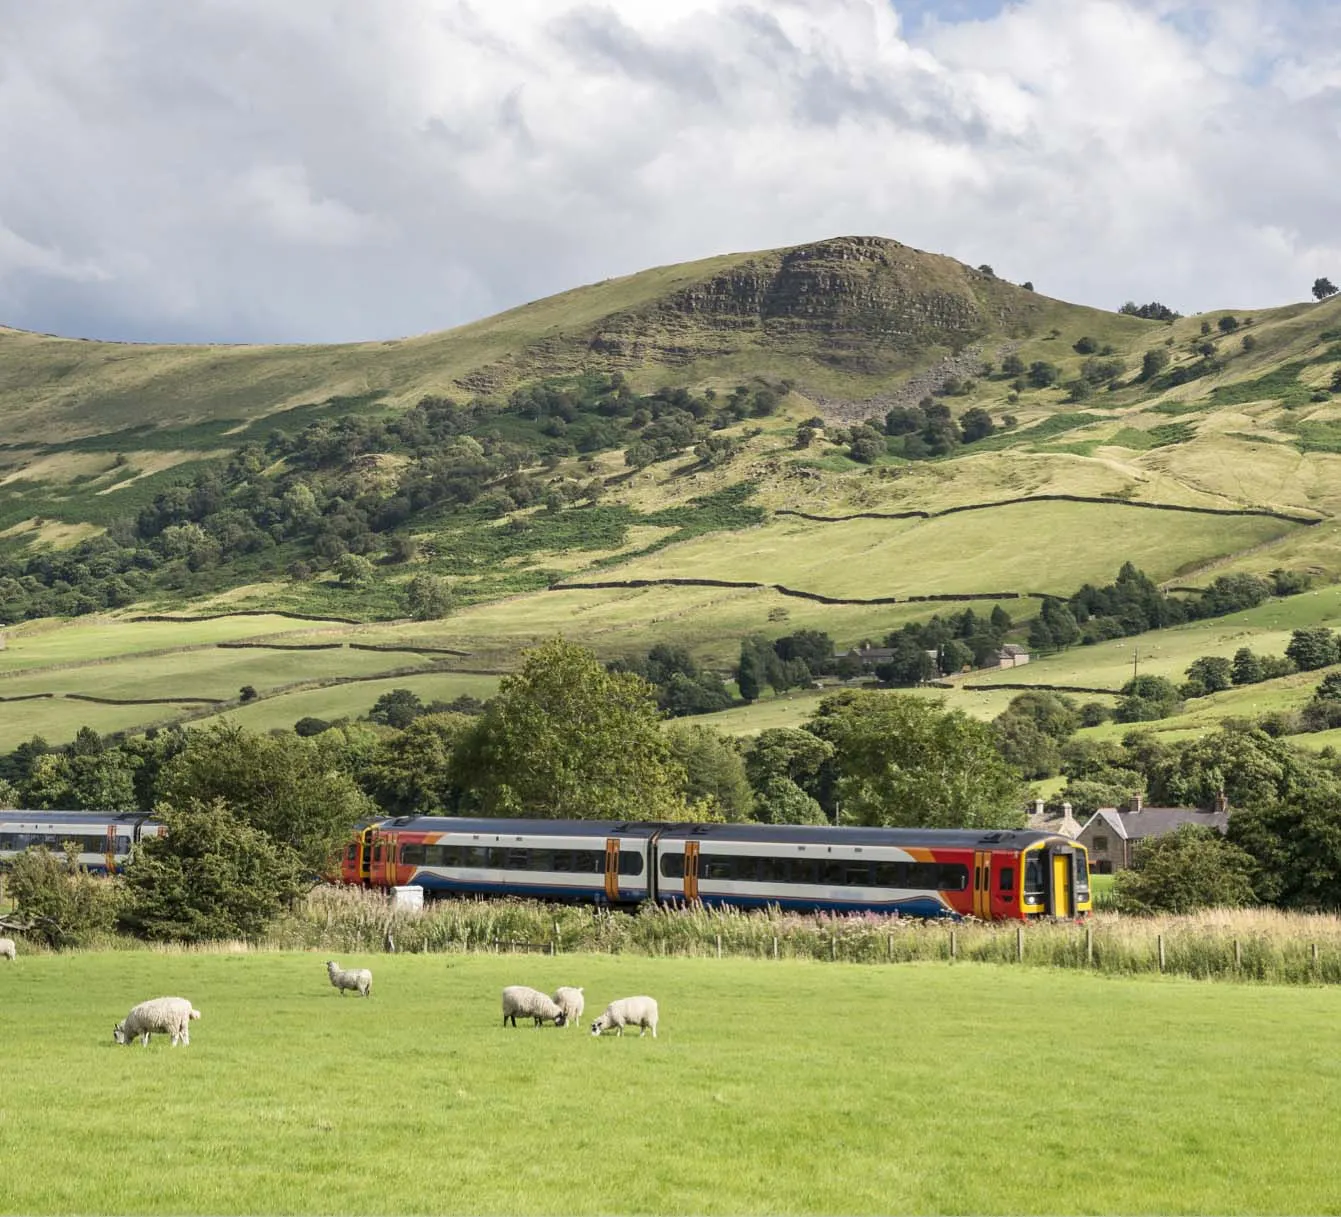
[2,952,1340,1214]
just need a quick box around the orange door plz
[683,841,700,903]
[604,838,620,903]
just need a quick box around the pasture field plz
[597,502,1302,600]
[1,952,1339,1215]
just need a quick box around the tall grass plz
[232,887,1341,985]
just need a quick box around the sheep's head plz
[554,1011,567,1027]
[590,1015,610,1037]
[112,1021,130,1044]
[325,961,339,973]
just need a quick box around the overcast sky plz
[2,0,1339,344]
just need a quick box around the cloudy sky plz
[2,0,1339,343]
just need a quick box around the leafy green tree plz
[1112,825,1256,914]
[1058,777,1137,818]
[753,776,827,824]
[1001,690,1079,740]
[22,748,138,812]
[1147,726,1317,810]
[847,425,885,464]
[938,638,973,675]
[6,845,121,949]
[874,635,937,686]
[1073,336,1098,354]
[1114,675,1181,723]
[1027,617,1054,652]
[664,724,753,821]
[294,716,332,737]
[993,714,1061,779]
[989,604,1013,633]
[458,639,687,821]
[405,574,452,620]
[1285,627,1339,671]
[1316,671,1341,702]
[1228,780,1341,908]
[1312,277,1338,301]
[1231,647,1265,686]
[736,645,762,703]
[1027,361,1060,388]
[1139,349,1170,380]
[368,688,425,729]
[158,722,374,872]
[362,713,474,815]
[806,691,1026,828]
[1041,599,1080,647]
[333,553,375,587]
[119,798,306,942]
[1185,656,1233,693]
[959,407,995,443]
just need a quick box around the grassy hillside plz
[8,234,1341,747]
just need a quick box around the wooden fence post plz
[886,934,892,962]
[1086,924,1093,966]
[950,929,957,961]
[1016,925,1024,963]
[1234,939,1241,970]
[1312,942,1319,971]
[715,933,722,959]
[773,935,779,960]
[830,935,837,962]
[1158,934,1165,973]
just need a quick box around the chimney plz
[1058,802,1080,838]
[1129,793,1143,814]
[1033,798,1045,817]
[1213,788,1229,816]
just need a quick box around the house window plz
[1092,835,1109,852]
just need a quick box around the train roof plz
[654,824,1070,849]
[0,810,155,825]
[368,816,665,840]
[366,817,1070,850]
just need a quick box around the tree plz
[743,727,833,793]
[1119,301,1180,321]
[806,691,1026,829]
[333,553,375,587]
[239,685,258,702]
[1217,315,1239,333]
[1229,780,1341,908]
[1027,361,1060,388]
[1027,617,1054,653]
[993,714,1061,779]
[361,713,474,816]
[1114,675,1181,723]
[368,688,425,729]
[664,723,753,821]
[157,722,373,872]
[1000,354,1025,378]
[405,574,453,620]
[1147,726,1318,810]
[458,639,687,821]
[847,425,885,464]
[1286,627,1339,671]
[6,845,121,949]
[1185,656,1233,694]
[1139,349,1170,380]
[1231,647,1265,686]
[752,776,827,824]
[959,407,995,443]
[119,798,306,942]
[1112,825,1256,914]
[1312,277,1338,301]
[1001,690,1079,740]
[22,748,138,812]
[736,646,762,703]
[874,635,937,687]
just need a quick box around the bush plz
[1112,825,1256,914]
[6,846,121,948]
[1073,336,1098,354]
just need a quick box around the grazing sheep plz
[326,960,373,997]
[590,995,659,1039]
[0,937,15,962]
[113,997,201,1047]
[501,985,566,1028]
[552,986,584,1028]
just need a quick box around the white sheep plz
[0,937,15,962]
[551,985,584,1028]
[590,995,658,1038]
[113,997,201,1047]
[326,960,373,997]
[501,984,566,1027]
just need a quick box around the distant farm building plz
[995,644,1029,668]
[1077,794,1230,873]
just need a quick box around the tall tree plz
[459,638,687,821]
[1312,277,1338,301]
[805,691,1026,828]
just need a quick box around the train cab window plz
[618,851,644,876]
[659,852,685,879]
[999,866,1014,892]
[1074,855,1091,899]
[1024,854,1044,903]
[345,844,358,863]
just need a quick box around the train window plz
[528,850,553,871]
[659,852,684,879]
[702,856,734,881]
[401,844,426,867]
[936,864,968,892]
[115,836,131,853]
[345,844,358,863]
[618,851,644,876]
[505,849,530,870]
[999,866,1014,892]
[842,863,871,886]
[551,851,573,873]
[793,858,819,885]
[1024,854,1044,902]
[1074,855,1091,898]
[757,857,788,883]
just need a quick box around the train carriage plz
[0,810,165,874]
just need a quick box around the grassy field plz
[598,502,1302,599]
[1,952,1339,1215]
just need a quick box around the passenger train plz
[0,810,166,873]
[341,817,1092,920]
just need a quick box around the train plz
[0,810,167,874]
[341,816,1092,920]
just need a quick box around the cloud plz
[0,0,1337,342]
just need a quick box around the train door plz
[603,838,620,904]
[683,840,700,903]
[972,850,992,920]
[371,834,399,889]
[1049,851,1073,918]
[104,824,119,873]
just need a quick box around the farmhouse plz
[837,643,896,671]
[995,643,1029,668]
[1077,794,1230,874]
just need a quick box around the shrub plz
[1073,336,1098,354]
[1112,825,1256,914]
[6,846,121,948]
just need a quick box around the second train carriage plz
[0,810,165,874]
[340,816,1090,920]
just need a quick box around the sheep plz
[501,985,566,1028]
[551,985,584,1028]
[0,937,15,962]
[326,960,373,998]
[113,997,201,1047]
[590,996,658,1039]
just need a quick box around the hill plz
[5,233,1341,749]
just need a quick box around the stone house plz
[1076,794,1230,873]
[995,643,1029,668]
